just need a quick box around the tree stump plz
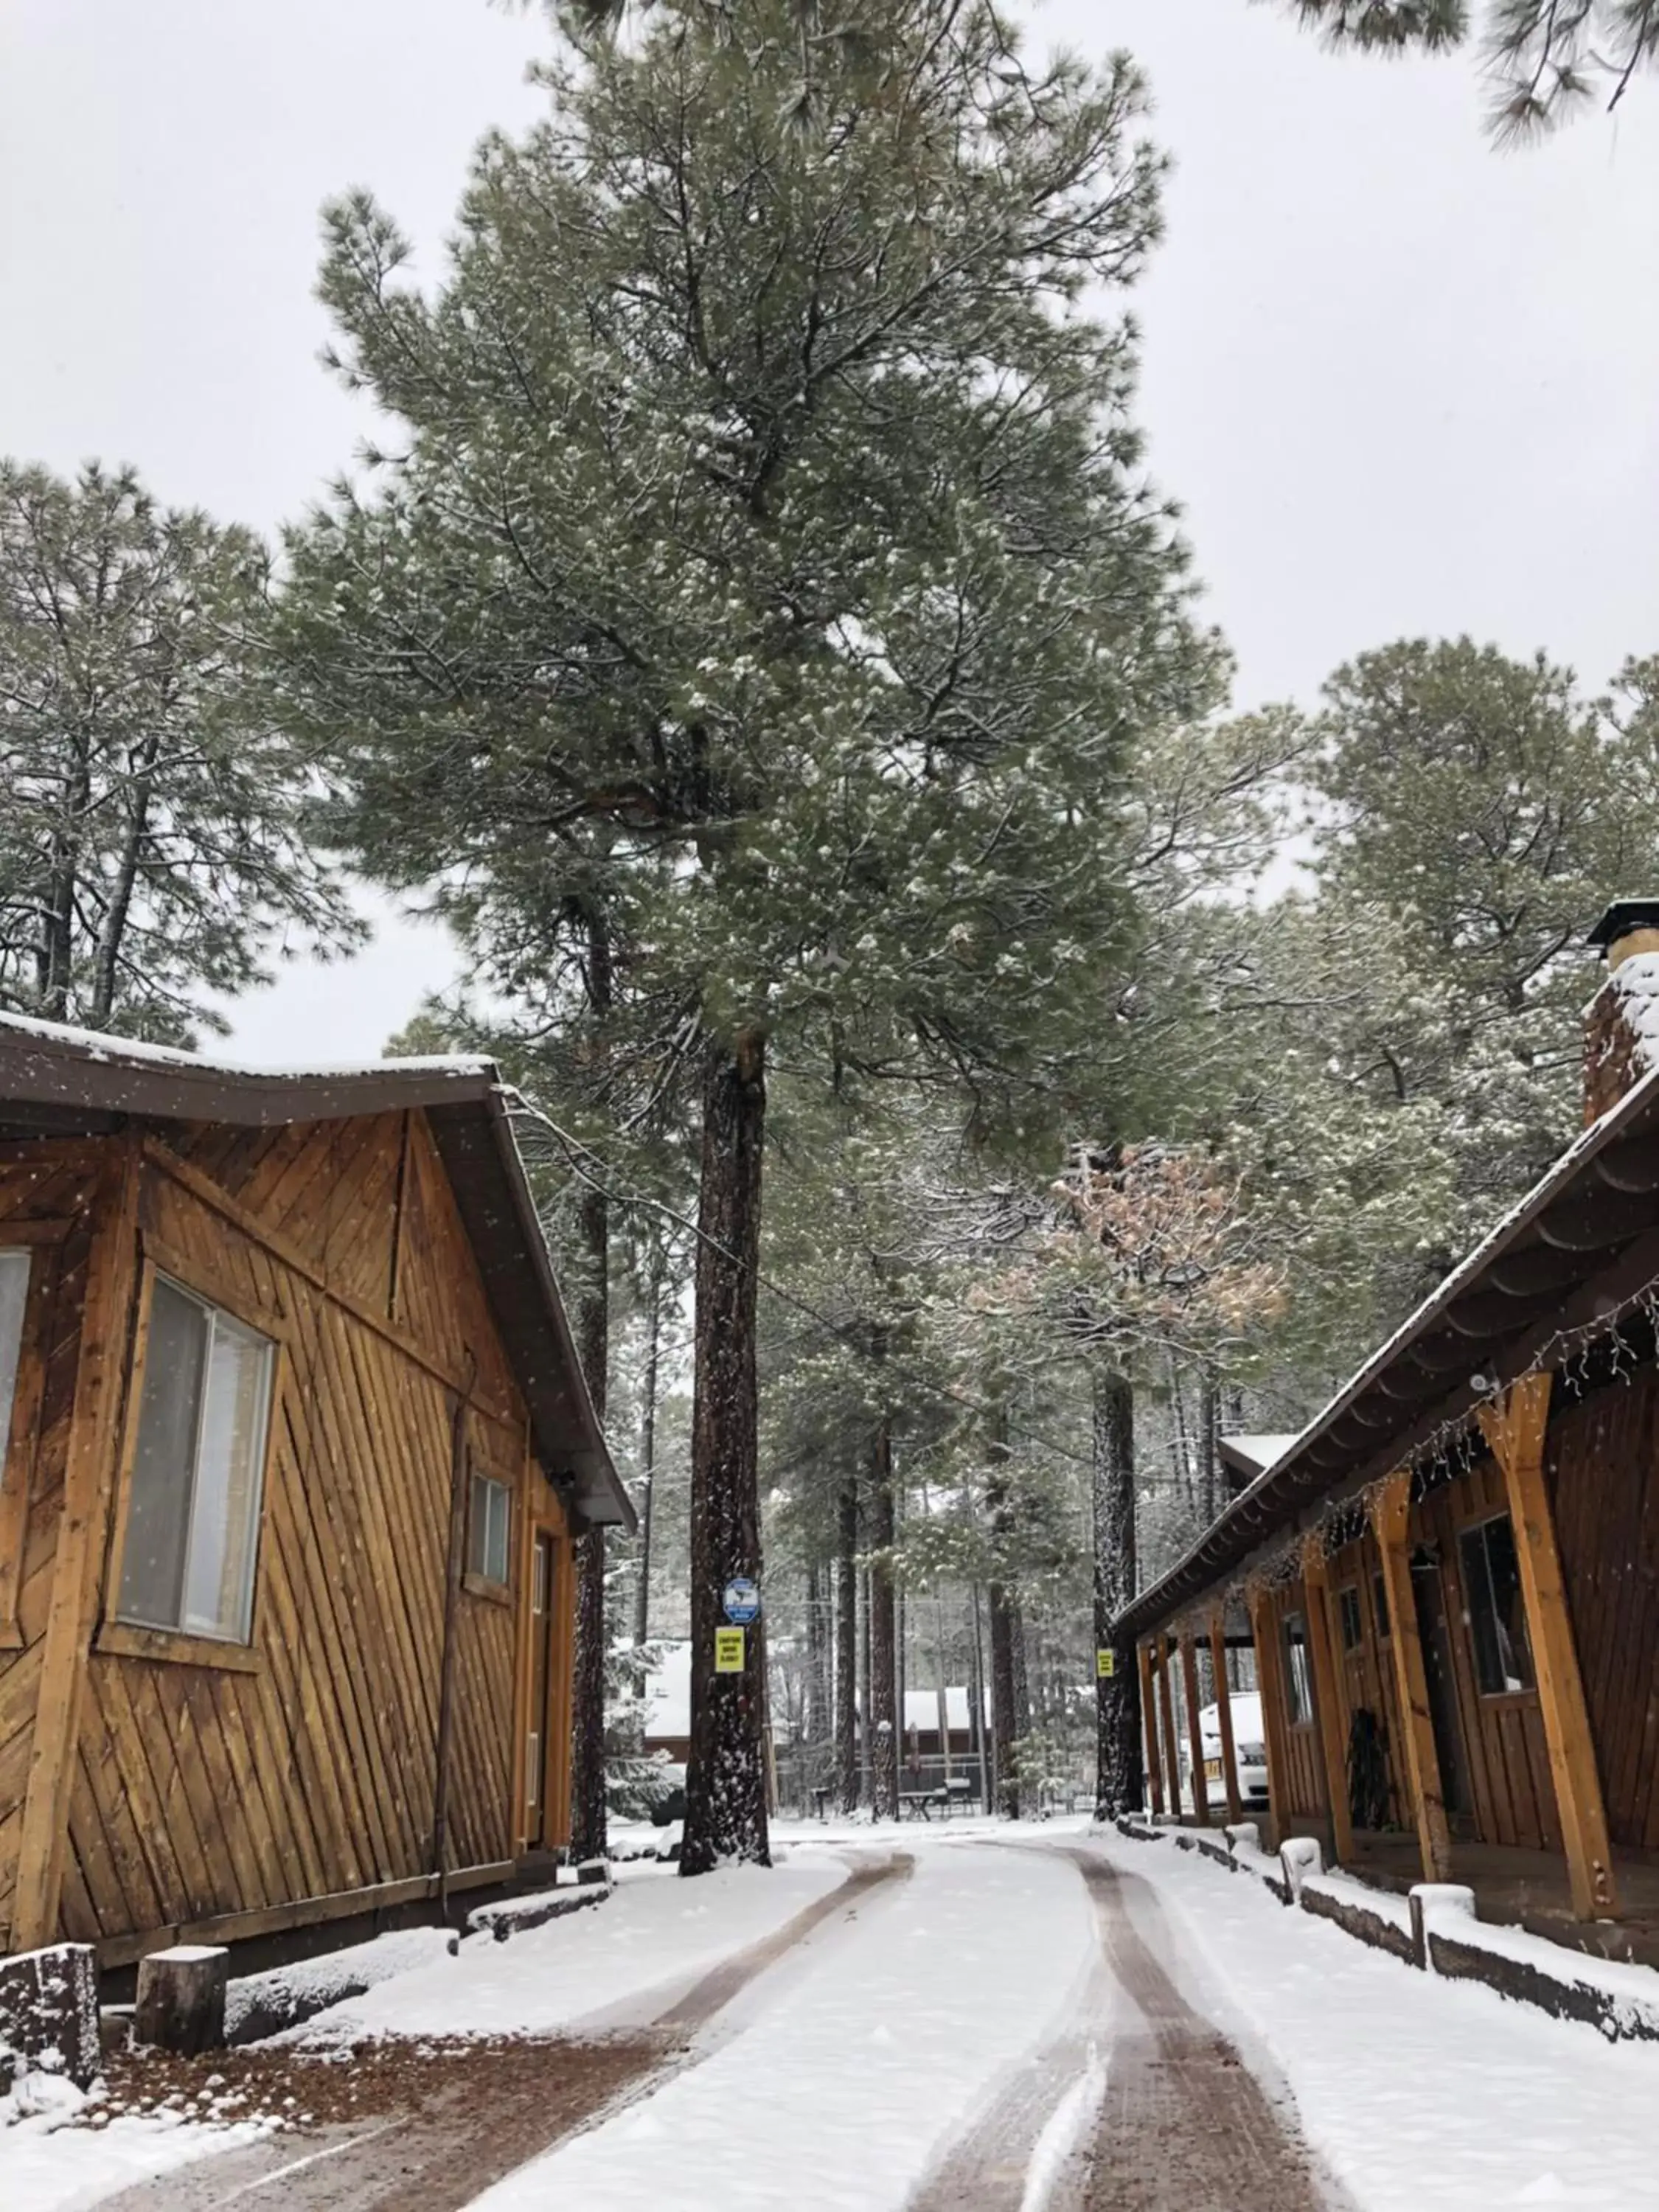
[0,1942,100,2088]
[134,1946,229,2056]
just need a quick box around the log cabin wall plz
[1411,1458,1559,1854]
[0,1109,574,1960]
[1327,1528,1407,1830]
[0,1143,106,1951]
[1259,1580,1325,1821]
[1546,1364,1659,1855]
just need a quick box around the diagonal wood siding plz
[0,1110,567,1955]
[0,1145,105,1947]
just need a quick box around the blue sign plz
[723,1576,760,1626]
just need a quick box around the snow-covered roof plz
[902,1687,987,1733]
[643,1642,692,1741]
[0,1008,633,1532]
[639,1655,987,1744]
[1116,1035,1659,1641]
[0,1004,493,1080]
[1610,955,1659,1077]
[1219,1434,1300,1478]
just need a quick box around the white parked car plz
[1178,1692,1269,1812]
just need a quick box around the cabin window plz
[0,1250,30,1465]
[468,1473,511,1586]
[1372,1571,1391,1642]
[1338,1585,1363,1652]
[1461,1513,1535,1696]
[1283,1612,1314,1725]
[118,1276,274,1644]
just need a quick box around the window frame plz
[465,1470,515,1601]
[0,1222,69,1649]
[1337,1583,1364,1654]
[1371,1570,1391,1645]
[1459,1510,1537,1700]
[1283,1610,1315,1727]
[100,1239,285,1670]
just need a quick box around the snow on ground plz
[1107,1829,1659,2210]
[466,1836,1098,2212]
[1,2072,268,2212]
[300,1847,849,2042]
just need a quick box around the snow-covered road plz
[468,1835,1100,2212]
[16,1821,1659,2211]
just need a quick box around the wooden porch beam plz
[1247,1585,1293,1851]
[1157,1636,1183,1823]
[1301,1540,1354,1866]
[1138,1640,1165,1818]
[1374,1472,1453,1886]
[1180,1634,1211,1827]
[1209,1612,1243,1826]
[1478,1374,1618,1922]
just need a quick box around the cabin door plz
[1411,1546,1474,1830]
[526,1531,557,1848]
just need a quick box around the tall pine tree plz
[274,0,1214,1871]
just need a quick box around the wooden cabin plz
[0,1012,630,1969]
[1116,903,1659,1960]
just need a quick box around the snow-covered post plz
[134,1945,229,2056]
[1279,1834,1324,1902]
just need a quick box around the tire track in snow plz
[86,1851,911,2212]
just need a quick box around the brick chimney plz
[1585,902,1659,1124]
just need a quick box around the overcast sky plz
[4,0,1657,1061]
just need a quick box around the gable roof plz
[1116,1055,1659,1643]
[0,1010,633,1531]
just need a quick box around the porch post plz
[1247,1585,1292,1850]
[1301,1537,1354,1867]
[1374,1471,1453,1885]
[1138,1639,1165,1817]
[1478,1376,1618,1922]
[1209,1610,1243,1826]
[1157,1635,1183,1821]
[1180,1633,1211,1826]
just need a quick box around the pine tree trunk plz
[835,1480,858,1812]
[988,1584,1019,1817]
[803,1563,827,1745]
[569,912,614,1867]
[633,1265,662,1648]
[1199,1374,1222,1525]
[984,1404,1019,1817]
[859,1565,872,1806]
[868,1419,898,1820]
[970,1585,992,1810]
[568,1183,609,1865]
[681,1029,770,1875]
[1093,1366,1142,1820]
[1011,1597,1032,1738]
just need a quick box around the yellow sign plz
[714,1627,745,1674]
[1096,1648,1116,1679]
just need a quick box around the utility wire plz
[499,1087,1096,1470]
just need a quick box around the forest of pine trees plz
[4,0,1658,1857]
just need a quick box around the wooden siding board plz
[296,1301,414,1874]
[26,1110,543,1958]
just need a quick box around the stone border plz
[1112,1815,1659,2043]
